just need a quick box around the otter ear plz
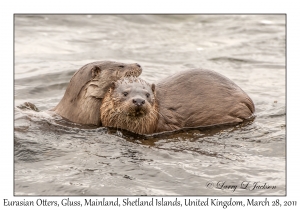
[91,66,101,78]
[151,84,155,92]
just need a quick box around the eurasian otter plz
[53,61,142,125]
[99,69,255,134]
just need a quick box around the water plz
[14,15,286,195]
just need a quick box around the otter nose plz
[132,98,145,106]
[136,63,141,68]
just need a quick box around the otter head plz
[100,77,158,135]
[66,61,143,102]
[94,61,142,84]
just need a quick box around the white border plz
[2,0,299,209]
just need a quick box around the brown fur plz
[155,69,255,133]
[100,69,255,134]
[100,77,158,134]
[52,61,142,125]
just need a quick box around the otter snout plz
[132,98,145,107]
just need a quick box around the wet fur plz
[100,69,255,134]
[100,77,158,134]
[155,69,255,132]
[53,61,142,125]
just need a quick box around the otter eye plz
[146,93,150,98]
[118,65,125,68]
[123,92,128,96]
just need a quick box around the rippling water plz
[14,15,286,195]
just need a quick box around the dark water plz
[14,15,286,195]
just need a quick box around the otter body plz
[155,69,255,133]
[100,77,158,134]
[100,69,255,135]
[53,61,142,125]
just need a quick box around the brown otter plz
[100,69,255,134]
[100,77,158,134]
[53,61,142,125]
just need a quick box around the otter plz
[100,69,255,135]
[53,61,142,125]
[100,77,158,134]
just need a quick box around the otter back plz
[155,69,255,133]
